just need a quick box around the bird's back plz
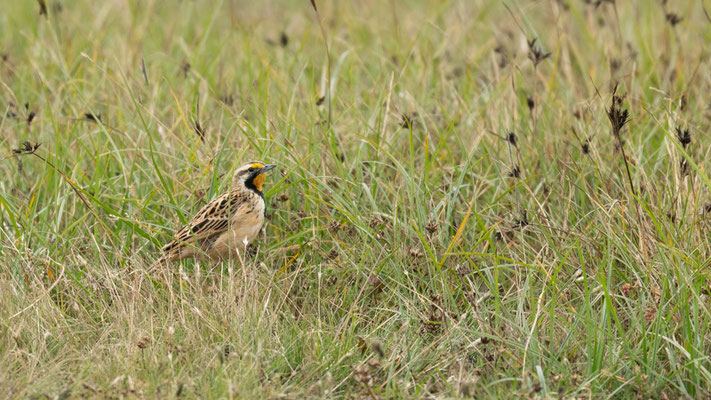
[157,188,265,262]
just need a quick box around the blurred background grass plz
[1,0,711,398]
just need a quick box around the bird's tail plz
[148,239,179,272]
[148,254,169,273]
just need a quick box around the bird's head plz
[232,162,277,194]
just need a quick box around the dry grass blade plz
[307,0,331,132]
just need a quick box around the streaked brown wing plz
[162,190,247,252]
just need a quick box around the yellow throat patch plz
[253,173,266,192]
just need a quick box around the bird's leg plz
[246,244,258,258]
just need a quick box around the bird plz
[152,162,276,266]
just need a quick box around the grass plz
[1,0,711,398]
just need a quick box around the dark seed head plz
[400,113,417,128]
[609,58,621,73]
[38,0,47,16]
[508,165,521,178]
[507,132,517,147]
[181,61,191,76]
[581,138,591,154]
[221,94,234,106]
[675,126,691,148]
[13,141,41,154]
[665,13,682,26]
[84,112,101,123]
[607,84,629,140]
[527,38,551,67]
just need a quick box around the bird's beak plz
[259,164,276,174]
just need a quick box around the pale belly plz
[207,199,265,259]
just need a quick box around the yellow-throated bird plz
[153,162,276,265]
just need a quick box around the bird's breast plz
[229,195,265,243]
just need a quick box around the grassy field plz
[1,0,711,398]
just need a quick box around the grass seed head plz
[37,0,47,16]
[508,165,521,178]
[606,84,629,140]
[26,111,36,125]
[220,93,234,106]
[13,141,41,155]
[665,13,682,26]
[180,60,191,76]
[507,132,517,146]
[84,112,101,123]
[582,138,591,154]
[400,112,417,128]
[675,126,691,148]
[527,38,551,67]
